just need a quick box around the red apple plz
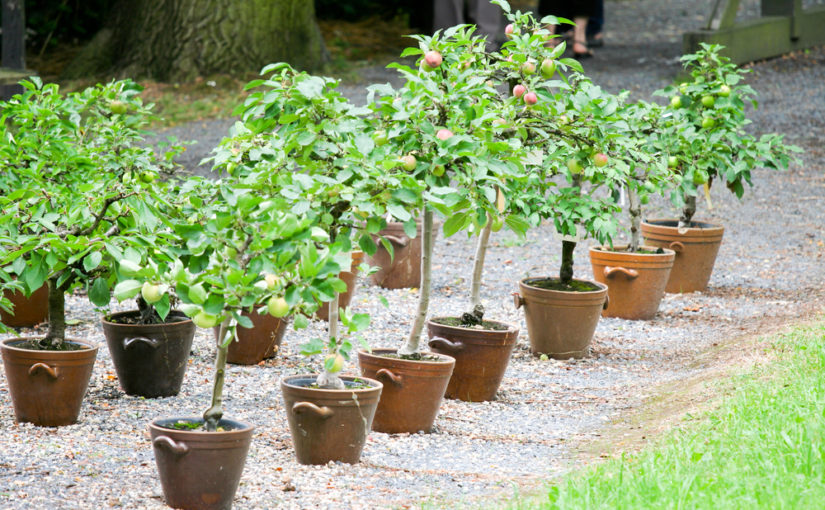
[505,24,515,38]
[593,153,608,167]
[524,91,538,105]
[401,154,417,171]
[424,50,442,69]
[436,129,454,141]
[522,61,536,75]
[513,84,526,98]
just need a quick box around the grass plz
[513,321,825,509]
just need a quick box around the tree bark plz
[66,0,327,81]
[559,240,576,284]
[42,277,65,348]
[469,217,492,309]
[400,207,433,356]
[628,185,642,252]
[204,318,230,431]
[679,195,697,229]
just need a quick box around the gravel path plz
[3,1,825,508]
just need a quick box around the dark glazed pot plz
[367,222,423,289]
[316,251,365,321]
[0,337,98,426]
[102,311,196,397]
[641,219,724,293]
[514,278,608,359]
[589,245,675,320]
[281,374,382,465]
[0,284,48,327]
[213,310,288,365]
[357,348,454,434]
[427,318,518,402]
[149,417,254,510]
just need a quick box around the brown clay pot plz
[640,219,725,293]
[212,310,288,365]
[514,278,608,359]
[281,374,382,465]
[427,318,518,402]
[0,283,48,328]
[0,337,98,426]
[102,311,196,397]
[357,348,454,434]
[149,417,254,510]
[589,245,676,320]
[367,222,423,289]
[315,251,365,321]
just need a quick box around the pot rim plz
[519,277,608,294]
[357,347,455,365]
[149,416,254,436]
[641,218,724,231]
[102,309,192,326]
[0,336,97,352]
[280,373,383,392]
[427,316,518,334]
[589,244,676,257]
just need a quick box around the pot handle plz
[603,295,610,310]
[604,266,639,280]
[28,363,58,379]
[382,235,409,248]
[669,241,685,253]
[153,436,189,456]
[375,368,403,387]
[292,402,334,419]
[123,336,161,349]
[512,292,525,309]
[428,336,464,353]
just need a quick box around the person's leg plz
[587,0,604,45]
[433,0,464,31]
[572,16,592,57]
[468,0,503,50]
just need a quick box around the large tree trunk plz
[66,0,327,81]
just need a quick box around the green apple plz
[566,158,583,174]
[491,216,504,232]
[373,129,388,146]
[401,154,417,171]
[701,116,715,129]
[325,353,345,373]
[540,58,556,78]
[701,95,715,108]
[109,100,128,115]
[668,156,679,168]
[432,164,445,177]
[139,171,156,183]
[593,153,608,167]
[141,282,162,304]
[670,96,682,108]
[718,85,731,97]
[267,296,289,318]
[192,311,219,329]
[692,170,709,185]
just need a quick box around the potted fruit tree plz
[644,43,801,293]
[0,79,180,426]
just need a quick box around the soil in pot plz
[589,245,675,320]
[0,337,98,426]
[641,219,724,293]
[0,283,49,328]
[213,311,288,365]
[149,417,253,510]
[514,277,608,359]
[357,348,454,434]
[281,374,382,465]
[427,317,518,402]
[315,251,365,321]
[102,310,196,398]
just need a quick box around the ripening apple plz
[593,153,608,167]
[522,61,536,75]
[718,84,731,97]
[540,58,556,78]
[264,273,279,290]
[701,95,715,108]
[524,91,538,105]
[436,129,453,141]
[566,158,583,174]
[432,164,446,177]
[325,353,345,373]
[504,24,515,38]
[401,154,417,171]
[670,95,682,108]
[141,282,162,304]
[109,100,128,115]
[192,311,219,329]
[513,84,526,98]
[424,50,443,69]
[267,296,289,318]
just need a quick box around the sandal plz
[573,40,594,59]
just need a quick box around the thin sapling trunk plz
[41,277,65,348]
[399,207,433,356]
[462,216,492,326]
[679,195,697,229]
[627,184,642,252]
[203,318,231,431]
[316,291,344,389]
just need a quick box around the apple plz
[267,296,289,318]
[264,273,280,290]
[139,171,156,183]
[432,164,445,177]
[524,91,538,105]
[692,170,709,185]
[109,100,128,115]
[701,116,715,129]
[701,95,715,108]
[593,153,608,167]
[521,61,536,75]
[513,84,526,98]
[566,158,583,174]
[436,129,453,141]
[401,154,417,171]
[141,282,162,304]
[504,23,515,38]
[719,84,731,97]
[374,129,388,146]
[491,216,504,232]
[424,50,442,69]
[667,156,679,168]
[679,83,688,94]
[540,58,556,78]
[325,353,345,373]
[670,95,682,108]
[192,311,219,329]
[558,115,570,125]
[640,194,650,205]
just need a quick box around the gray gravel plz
[3,1,825,508]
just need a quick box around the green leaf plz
[443,212,469,237]
[154,294,171,321]
[83,252,103,272]
[113,280,143,301]
[88,278,110,307]
[189,283,208,305]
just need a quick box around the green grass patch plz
[518,321,825,509]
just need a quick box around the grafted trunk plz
[42,278,65,348]
[559,240,576,284]
[628,185,642,252]
[204,318,231,431]
[66,0,328,81]
[679,195,697,229]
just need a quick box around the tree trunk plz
[628,185,642,252]
[679,195,697,229]
[559,240,576,284]
[42,277,65,348]
[204,318,231,431]
[469,217,492,310]
[399,207,433,356]
[66,0,328,81]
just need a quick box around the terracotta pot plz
[281,374,382,465]
[357,348,454,434]
[640,219,724,293]
[0,283,48,328]
[149,417,253,510]
[0,337,98,426]
[212,311,288,365]
[367,222,423,289]
[102,311,196,397]
[315,251,365,321]
[427,318,518,402]
[514,278,608,359]
[589,245,675,320]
